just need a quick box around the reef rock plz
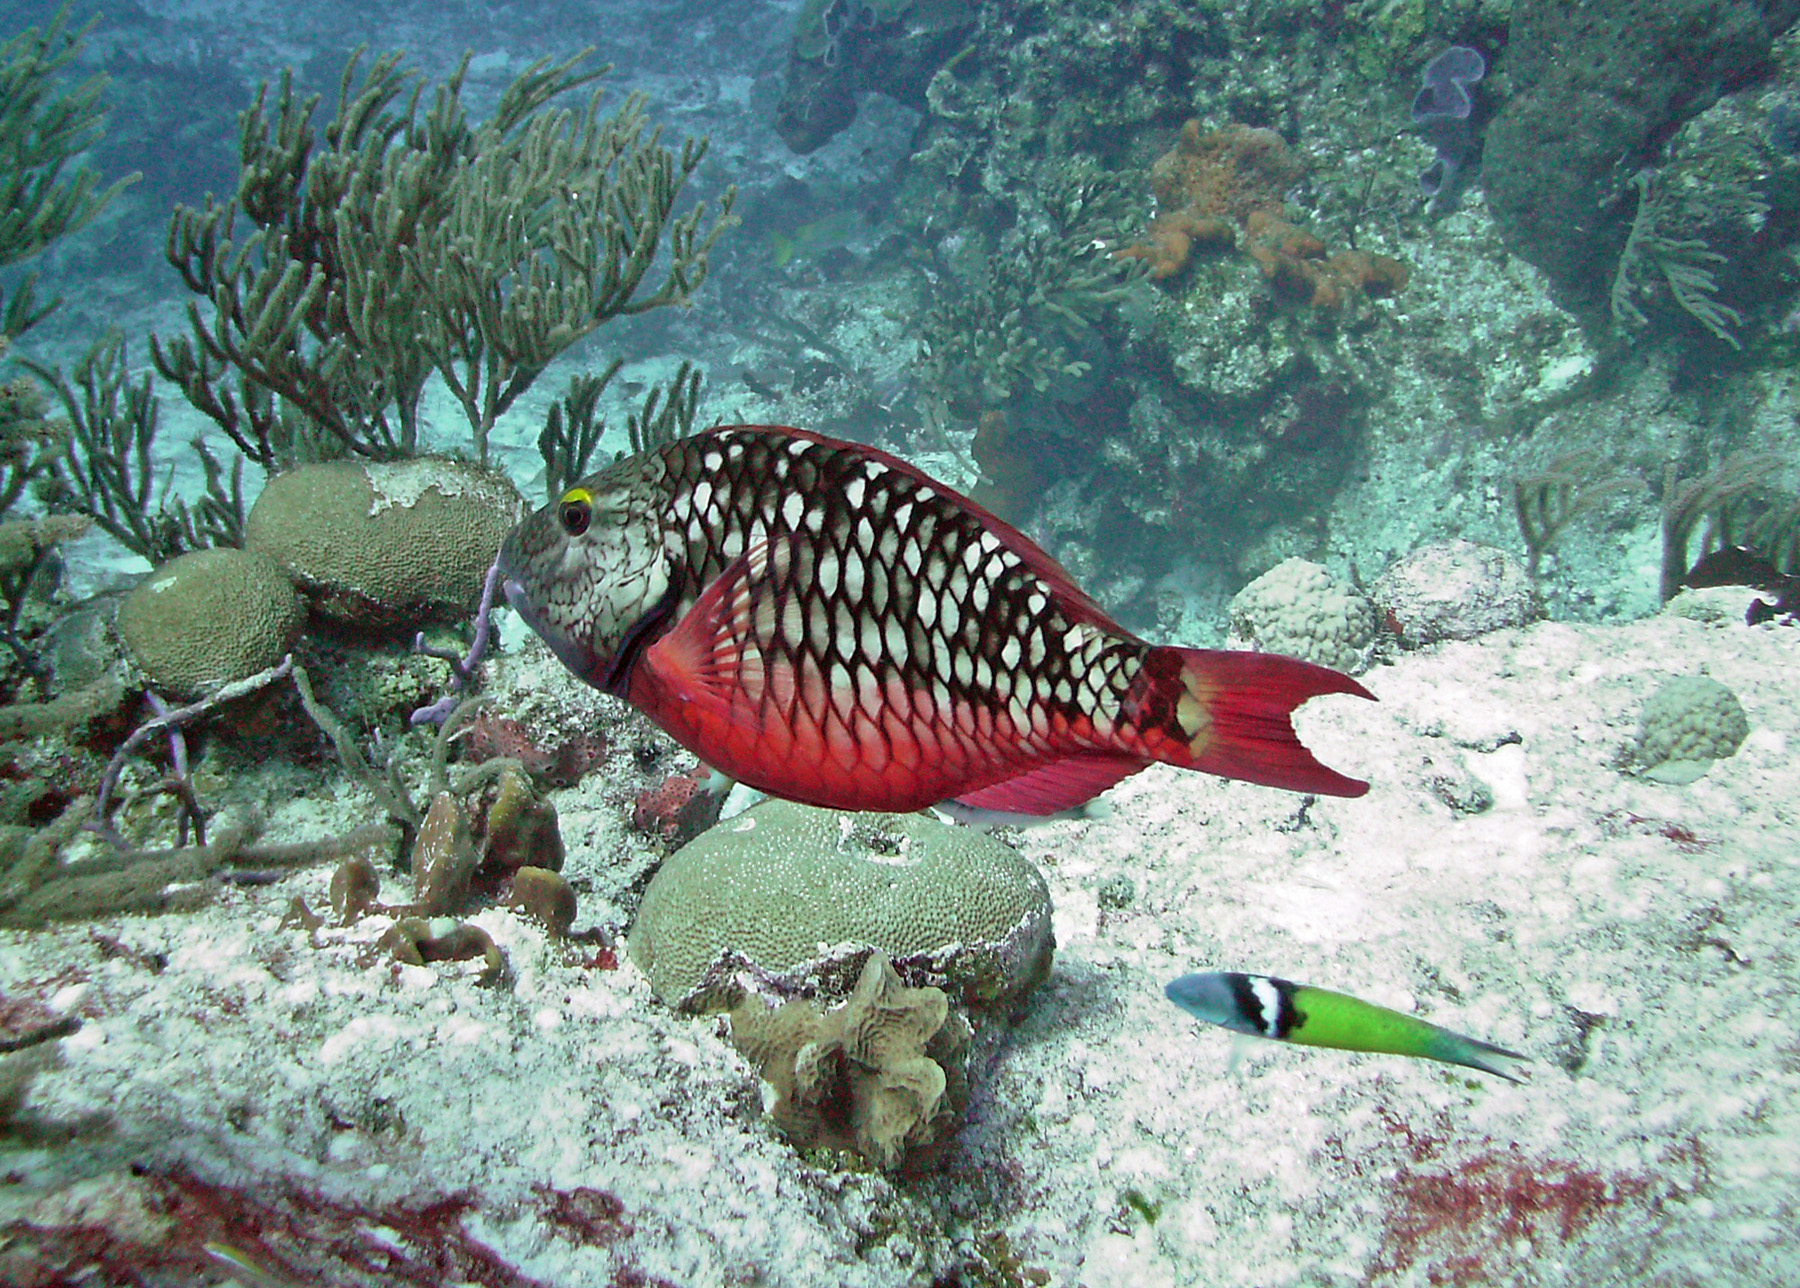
[1482,0,1783,312]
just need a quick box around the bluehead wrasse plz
[1164,971,1531,1083]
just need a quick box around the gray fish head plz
[497,467,674,694]
[1165,972,1261,1035]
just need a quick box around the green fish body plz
[1165,971,1529,1083]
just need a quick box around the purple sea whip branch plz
[410,556,504,727]
[93,655,296,847]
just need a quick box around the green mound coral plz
[1634,675,1750,784]
[629,798,1053,1010]
[115,548,301,698]
[244,457,522,629]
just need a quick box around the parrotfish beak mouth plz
[500,574,559,652]
[500,575,531,621]
[499,569,607,686]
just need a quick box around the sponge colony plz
[629,798,1054,1009]
[116,548,302,698]
[245,457,523,630]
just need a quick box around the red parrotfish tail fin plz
[952,752,1149,815]
[1138,647,1375,798]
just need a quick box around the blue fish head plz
[1165,972,1262,1036]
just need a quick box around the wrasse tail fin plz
[1432,1033,1533,1084]
[1160,648,1375,798]
[952,753,1147,815]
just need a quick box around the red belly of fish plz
[629,653,1061,812]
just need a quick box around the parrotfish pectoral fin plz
[643,541,770,711]
[1170,649,1375,798]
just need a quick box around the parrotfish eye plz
[558,488,593,537]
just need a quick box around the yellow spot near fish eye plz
[558,488,593,537]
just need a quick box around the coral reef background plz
[4,0,1800,1282]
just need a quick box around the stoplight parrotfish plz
[1165,971,1531,1084]
[499,424,1372,815]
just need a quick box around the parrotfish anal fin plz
[1174,648,1375,798]
[952,753,1148,815]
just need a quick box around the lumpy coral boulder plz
[1371,540,1541,647]
[1229,557,1377,674]
[1634,675,1751,783]
[116,548,302,697]
[245,457,523,631]
[629,798,1054,1010]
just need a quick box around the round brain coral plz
[629,799,1054,1009]
[245,457,523,630]
[1228,557,1376,674]
[1635,676,1750,783]
[116,548,302,698]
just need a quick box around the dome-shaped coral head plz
[499,454,675,697]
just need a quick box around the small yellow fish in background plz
[203,1241,300,1288]
[1165,971,1531,1083]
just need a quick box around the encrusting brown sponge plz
[727,952,973,1170]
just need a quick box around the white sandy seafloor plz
[2,603,1798,1287]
